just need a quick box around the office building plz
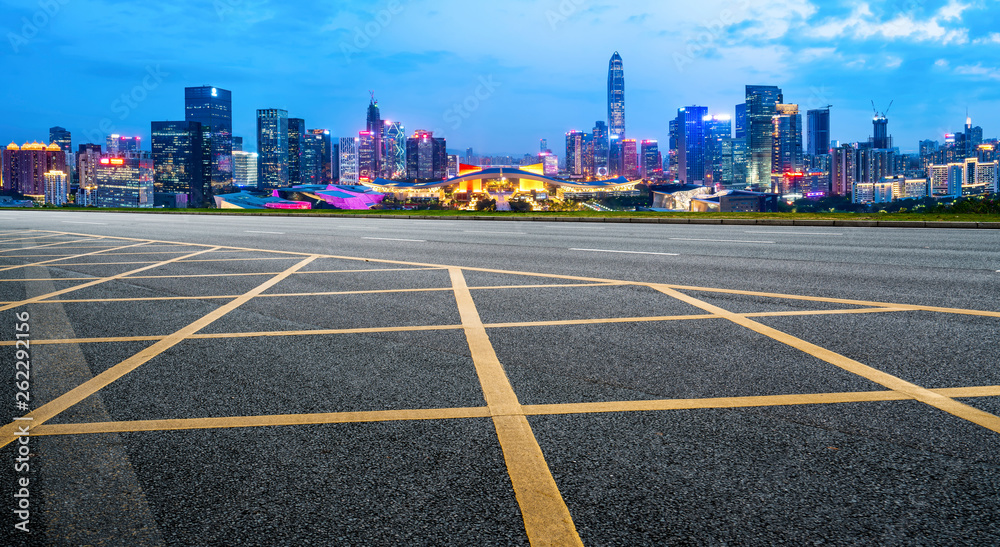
[831,144,856,196]
[95,153,154,208]
[675,106,708,184]
[706,114,733,185]
[287,118,306,184]
[745,85,783,187]
[256,109,289,189]
[592,121,610,177]
[565,130,587,176]
[44,170,68,206]
[2,142,67,198]
[735,103,747,139]
[358,131,377,181]
[772,104,804,176]
[339,137,359,185]
[383,122,406,180]
[185,86,233,192]
[406,130,447,180]
[232,151,258,189]
[608,136,623,177]
[807,107,831,156]
[107,135,141,155]
[232,136,243,152]
[641,140,661,180]
[306,129,334,184]
[622,139,639,180]
[300,131,325,185]
[366,95,383,178]
[151,121,206,206]
[76,144,103,206]
[608,52,625,138]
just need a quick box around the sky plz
[2,0,999,155]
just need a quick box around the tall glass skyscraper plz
[287,118,306,184]
[366,95,383,178]
[256,109,289,189]
[807,107,831,156]
[772,104,804,176]
[185,86,232,194]
[592,121,609,177]
[151,120,205,206]
[675,106,709,184]
[745,85,783,188]
[565,130,587,176]
[339,137,359,185]
[383,121,406,180]
[308,129,334,184]
[300,132,324,185]
[607,52,625,139]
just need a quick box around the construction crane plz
[871,100,894,118]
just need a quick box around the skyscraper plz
[96,153,154,208]
[2,142,67,197]
[735,104,747,139]
[406,130,447,180]
[746,85,783,187]
[366,94,383,178]
[675,106,709,184]
[872,114,891,150]
[287,118,306,184]
[565,130,586,176]
[383,121,406,180]
[185,86,233,193]
[622,139,639,179]
[232,151,258,188]
[357,131,377,182]
[44,170,68,206]
[592,121,609,177]
[772,104,804,176]
[256,109,289,189]
[608,136,623,177]
[807,107,831,156]
[607,52,625,139]
[107,135,141,155]
[151,121,206,206]
[76,144,103,205]
[308,129,334,184]
[49,127,72,180]
[339,137,359,185]
[300,131,324,185]
[641,140,661,180]
[232,136,243,152]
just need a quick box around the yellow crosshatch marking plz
[2,229,999,545]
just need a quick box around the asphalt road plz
[0,210,998,546]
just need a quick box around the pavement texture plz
[0,210,998,546]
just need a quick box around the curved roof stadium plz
[365,167,635,191]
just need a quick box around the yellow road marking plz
[450,268,582,546]
[28,407,493,436]
[652,285,1000,434]
[2,251,226,258]
[0,255,320,450]
[0,247,221,313]
[0,241,150,273]
[0,237,105,254]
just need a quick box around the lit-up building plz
[107,135,141,156]
[49,127,72,185]
[592,121,609,177]
[831,145,856,196]
[675,106,708,184]
[405,130,447,180]
[367,95,383,178]
[539,152,559,176]
[307,129,334,184]
[358,131,377,182]
[233,151,258,189]
[256,109,289,189]
[622,139,639,180]
[746,85,783,188]
[706,114,733,185]
[185,86,233,193]
[382,121,406,180]
[76,144,102,206]
[95,154,154,208]
[151,120,206,206]
[772,104,804,177]
[300,132,324,185]
[609,135,623,177]
[287,118,306,185]
[565,130,587,177]
[2,142,67,198]
[339,137,359,185]
[929,159,998,196]
[807,107,831,156]
[607,52,625,138]
[44,170,68,206]
[641,140,661,180]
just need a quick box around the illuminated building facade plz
[339,137,359,185]
[607,52,625,138]
[405,130,447,180]
[232,151,258,189]
[746,85,783,188]
[565,130,587,176]
[287,118,306,184]
[706,114,733,185]
[641,140,661,180]
[675,106,708,184]
[49,127,72,184]
[151,120,206,206]
[609,136,622,177]
[256,108,289,189]
[107,135,141,155]
[44,170,68,205]
[95,154,154,208]
[592,121,609,177]
[366,96,383,178]
[772,104,804,177]
[2,142,67,198]
[185,86,233,192]
[831,144,856,196]
[300,132,325,185]
[622,139,639,180]
[807,107,831,156]
[358,131,377,181]
[383,121,406,180]
[76,144,102,206]
[307,129,334,184]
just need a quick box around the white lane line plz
[745,232,843,236]
[670,238,774,244]
[61,221,107,225]
[572,248,679,256]
[464,231,526,235]
[364,237,426,242]
[244,231,285,235]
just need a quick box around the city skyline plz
[3,1,999,155]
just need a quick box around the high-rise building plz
[540,139,548,153]
[872,114,891,150]
[232,151,258,188]
[300,131,325,185]
[675,106,709,184]
[256,109,289,189]
[608,135,623,177]
[358,131,377,181]
[151,121,206,206]
[287,118,306,184]
[622,139,639,180]
[2,142,67,198]
[185,86,233,193]
[44,170,68,206]
[232,136,243,152]
[807,107,831,156]
[307,129,334,184]
[405,130,447,180]
[608,52,625,139]
[75,144,102,206]
[705,115,733,185]
[592,121,609,178]
[565,130,587,176]
[339,137,359,185]
[735,104,747,139]
[831,144,856,196]
[367,95,383,178]
[382,121,406,180]
[772,104,804,177]
[641,140,661,180]
[49,127,72,185]
[745,85,783,188]
[107,135,141,155]
[95,153,154,208]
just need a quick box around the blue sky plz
[2,0,998,154]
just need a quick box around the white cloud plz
[955,63,1000,80]
[973,32,1000,44]
[884,56,903,69]
[810,1,970,45]
[935,59,950,68]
